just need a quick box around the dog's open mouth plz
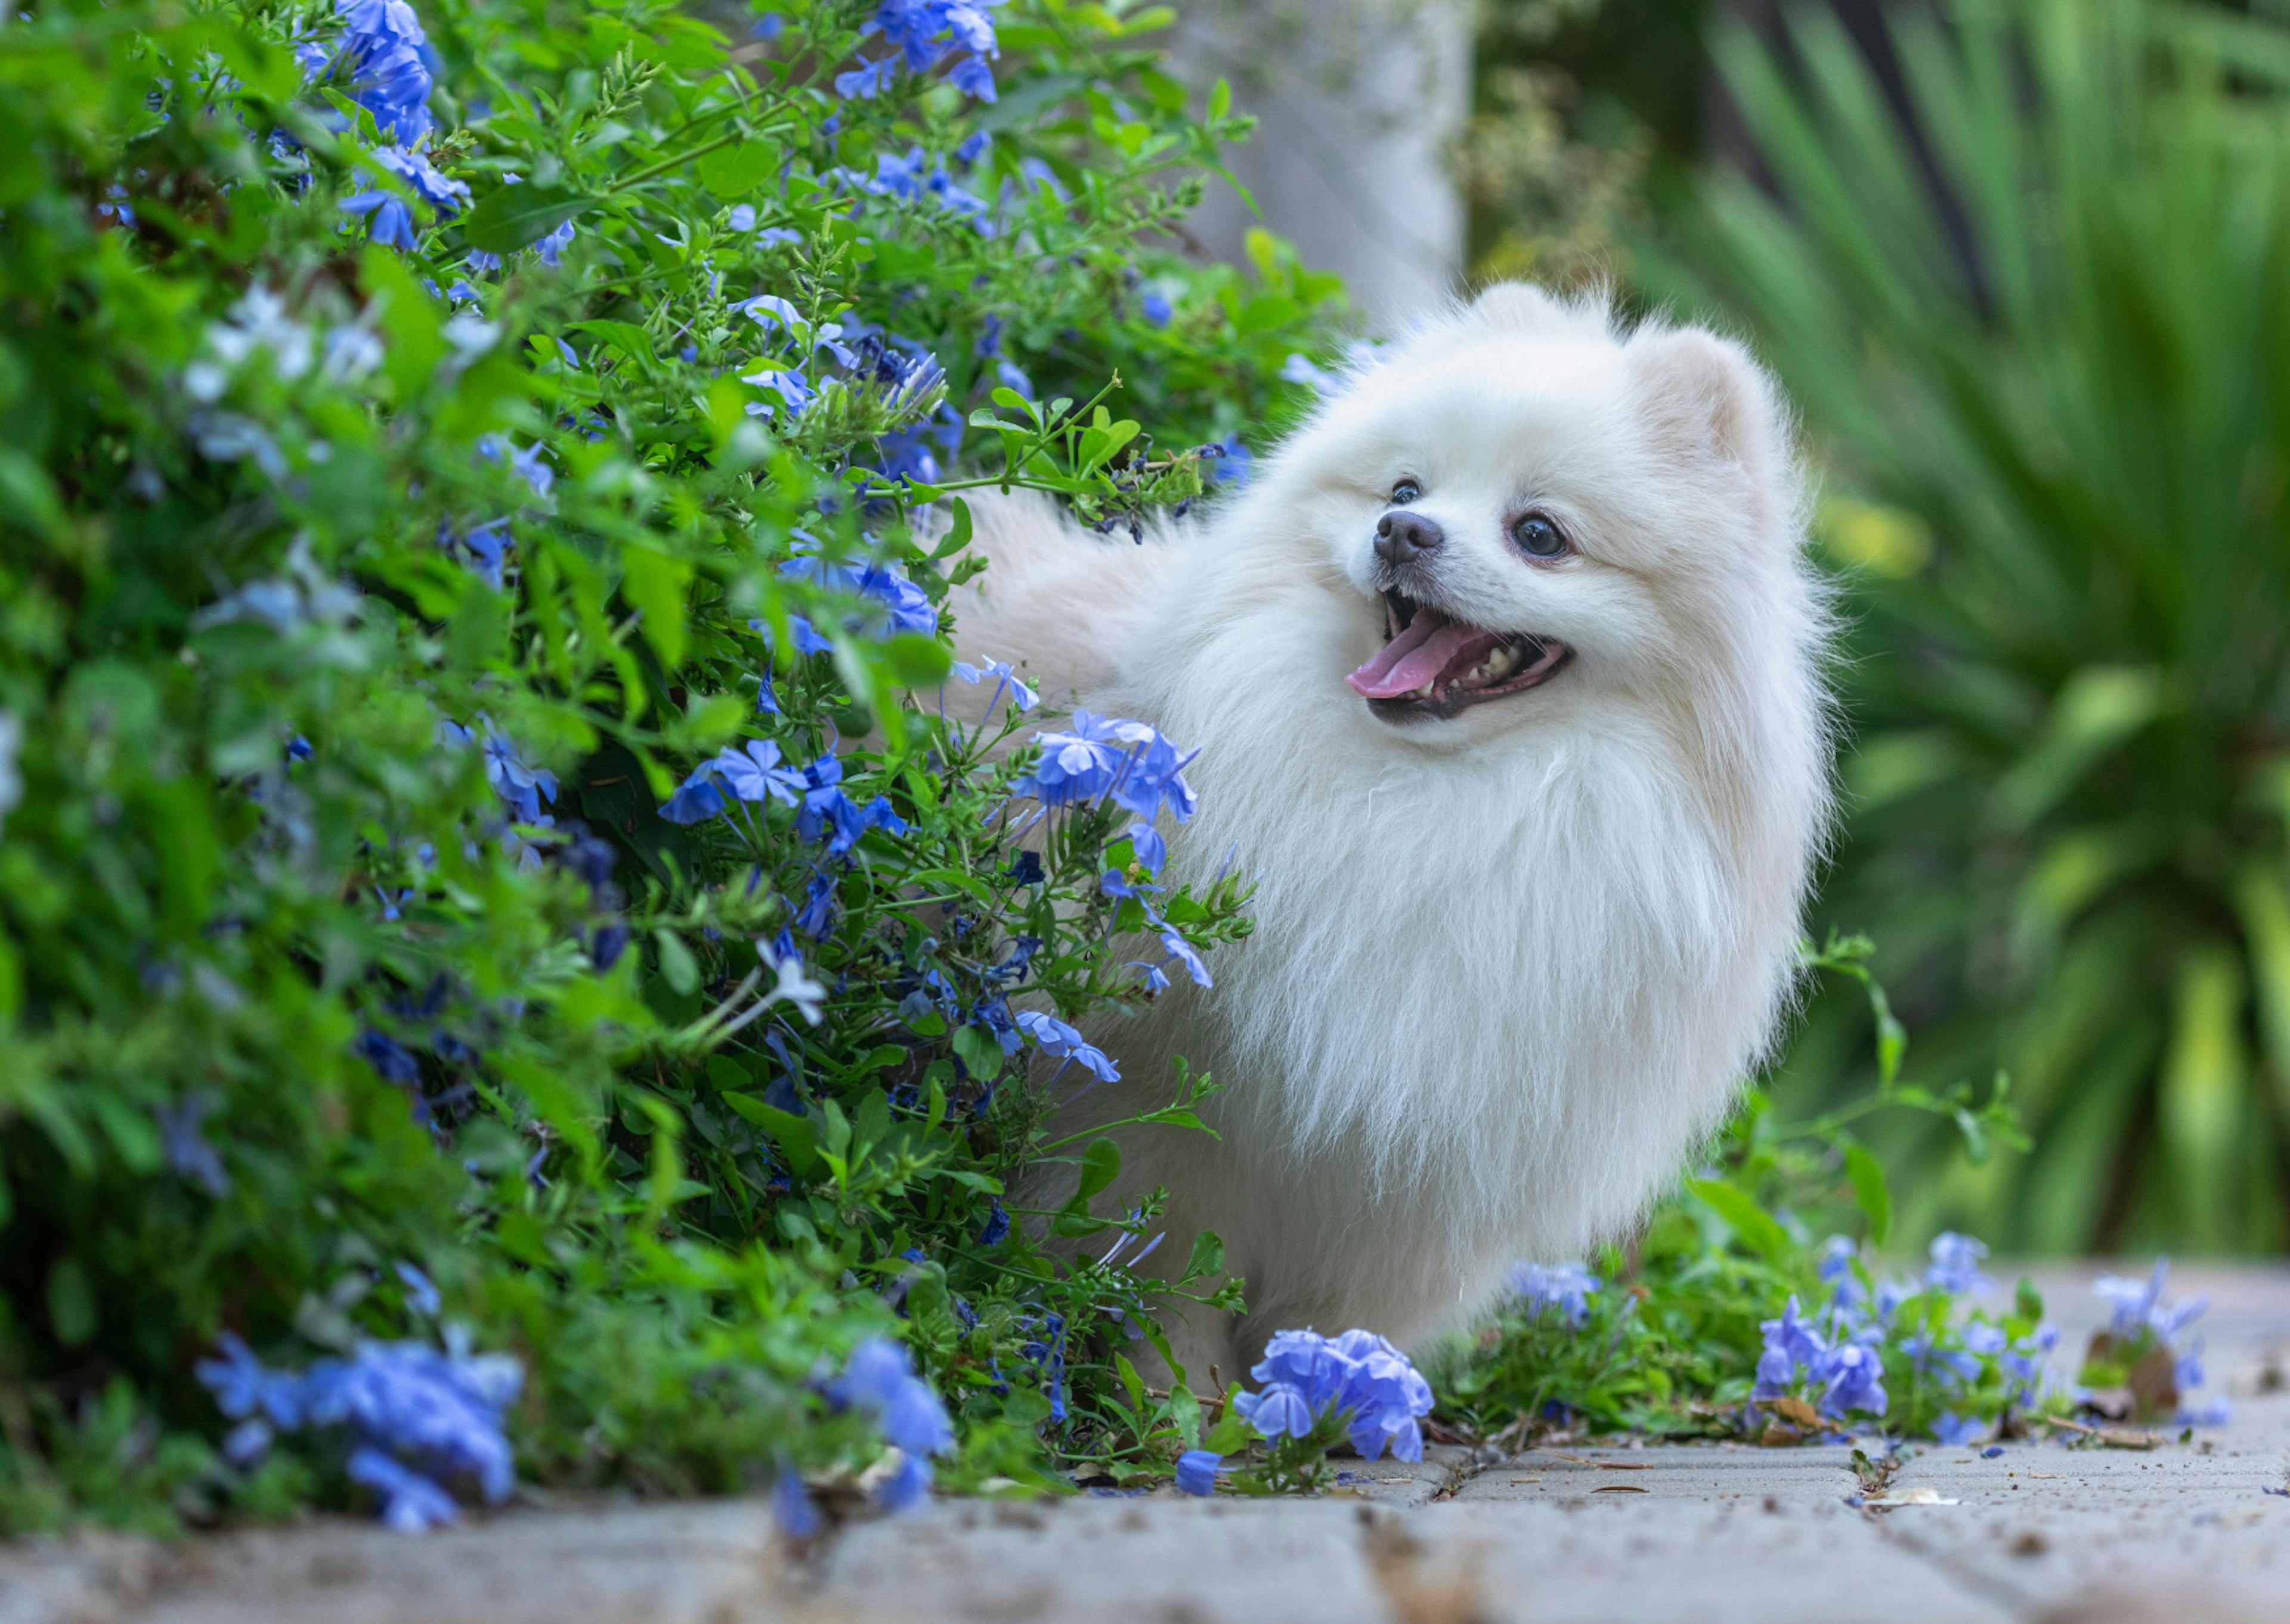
[1345,589,1571,720]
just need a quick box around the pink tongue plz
[1347,608,1500,699]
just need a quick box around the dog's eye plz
[1511,514,1569,559]
[1388,478,1422,506]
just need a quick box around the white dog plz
[950,284,1830,1383]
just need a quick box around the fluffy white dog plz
[950,284,1830,1383]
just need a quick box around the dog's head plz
[1243,284,1806,742]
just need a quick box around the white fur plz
[951,284,1831,1381]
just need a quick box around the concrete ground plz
[7,1265,2288,1624]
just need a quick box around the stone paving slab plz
[9,1265,2290,1624]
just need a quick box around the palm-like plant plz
[1656,0,2290,1250]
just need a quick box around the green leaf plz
[1685,1177,1791,1259]
[1180,1228,1224,1285]
[952,1023,1005,1083]
[882,633,952,686]
[1076,1135,1121,1199]
[569,319,658,366]
[1167,1380,1203,1449]
[47,1257,95,1347]
[1114,1352,1146,1411]
[652,928,699,996]
[1200,1386,1254,1453]
[461,182,585,254]
[1843,1140,1892,1245]
[621,547,693,668]
[696,139,779,199]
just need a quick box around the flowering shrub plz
[1441,945,2234,1450]
[0,0,1350,1533]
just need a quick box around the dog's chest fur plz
[1054,562,1788,1377]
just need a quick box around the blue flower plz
[1963,1321,2007,1356]
[534,217,575,266]
[341,187,417,250]
[1902,1334,1980,1387]
[1014,1009,1118,1083]
[1234,1380,1314,1439]
[1010,711,1154,806]
[1930,1412,1987,1447]
[875,1449,933,1509]
[659,764,729,825]
[2093,1257,2207,1342]
[1925,1232,1993,1296]
[1109,729,1199,825]
[301,0,437,142]
[348,1446,460,1532]
[375,144,469,213]
[1126,822,1167,877]
[199,1328,523,1529]
[743,367,812,416]
[772,1462,819,1536]
[794,870,839,937]
[480,727,557,823]
[1174,1449,1220,1496]
[355,1028,421,1084]
[976,1198,1010,1246]
[954,130,988,166]
[951,655,1036,716]
[1280,351,1338,392]
[1200,436,1250,486]
[947,52,995,100]
[834,55,899,99]
[713,739,807,807]
[1510,1262,1600,1327]
[1753,1295,1827,1399]
[827,1337,954,1510]
[1005,850,1045,886]
[196,1333,308,1427]
[1810,1340,1886,1419]
[1141,290,1172,327]
[441,517,513,587]
[154,1092,231,1197]
[1158,930,1212,989]
[394,1262,441,1316]
[1234,1328,1434,1462]
[779,556,939,640]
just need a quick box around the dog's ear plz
[1625,325,1781,472]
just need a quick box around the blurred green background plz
[1467,0,2290,1253]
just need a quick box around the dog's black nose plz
[1375,510,1444,566]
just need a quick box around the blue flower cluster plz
[660,740,909,870]
[296,0,437,141]
[1509,1261,1601,1328]
[1011,711,1198,824]
[2093,1257,2228,1426]
[295,0,473,252]
[823,1336,955,1511]
[834,0,1004,104]
[1231,1328,1435,1463]
[778,554,939,644]
[1753,1293,1885,1420]
[197,1317,522,1532]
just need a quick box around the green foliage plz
[0,0,1351,1532]
[1652,0,2290,1250]
[1440,941,2054,1448]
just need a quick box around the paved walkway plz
[7,1266,2288,1624]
